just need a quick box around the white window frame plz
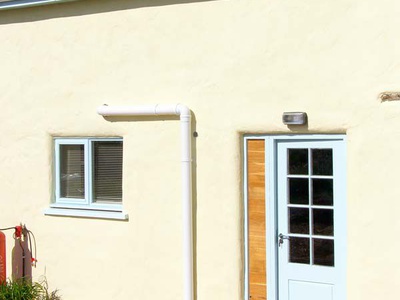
[45,137,127,220]
[54,138,90,207]
[0,0,77,11]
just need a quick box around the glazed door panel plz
[277,140,346,300]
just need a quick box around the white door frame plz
[243,134,347,300]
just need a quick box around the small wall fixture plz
[282,112,307,125]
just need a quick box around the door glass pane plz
[289,178,309,204]
[289,237,310,264]
[289,208,309,234]
[289,149,308,175]
[312,149,332,175]
[60,144,85,199]
[313,239,334,266]
[313,209,334,236]
[312,179,333,206]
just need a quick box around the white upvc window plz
[49,138,124,217]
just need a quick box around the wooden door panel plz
[247,140,266,300]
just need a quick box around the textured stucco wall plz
[0,0,399,299]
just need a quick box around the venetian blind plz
[93,141,123,203]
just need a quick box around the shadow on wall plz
[0,0,219,24]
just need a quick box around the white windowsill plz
[44,208,129,221]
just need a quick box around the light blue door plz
[277,139,346,300]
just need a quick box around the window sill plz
[44,208,129,221]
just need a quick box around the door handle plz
[278,233,290,247]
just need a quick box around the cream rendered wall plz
[0,0,399,299]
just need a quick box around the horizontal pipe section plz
[97,104,182,117]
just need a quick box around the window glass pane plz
[288,149,308,175]
[312,179,333,206]
[289,237,310,264]
[93,141,123,203]
[60,145,85,199]
[289,178,309,204]
[312,149,332,175]
[313,239,334,266]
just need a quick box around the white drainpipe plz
[97,104,194,300]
